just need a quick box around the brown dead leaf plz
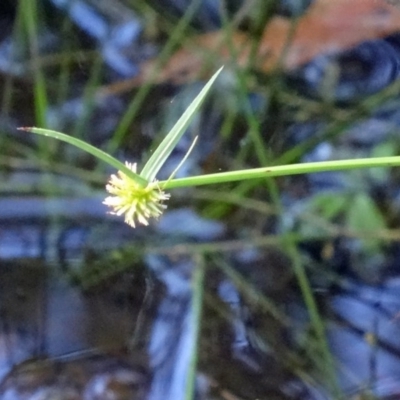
[259,0,400,71]
[101,0,400,96]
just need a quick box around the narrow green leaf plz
[346,193,386,254]
[346,193,386,233]
[140,66,223,182]
[309,193,348,220]
[19,127,148,186]
[185,254,205,400]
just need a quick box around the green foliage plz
[6,3,400,398]
[140,67,223,181]
[19,127,147,186]
[346,193,386,234]
[309,192,348,221]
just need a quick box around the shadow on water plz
[1,0,400,399]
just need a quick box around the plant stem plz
[161,156,400,189]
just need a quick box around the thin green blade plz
[140,66,223,182]
[19,127,147,186]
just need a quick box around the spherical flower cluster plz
[103,162,170,228]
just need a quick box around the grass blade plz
[19,127,148,186]
[140,67,223,182]
[185,254,205,400]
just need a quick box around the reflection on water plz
[2,194,400,397]
[0,354,149,399]
[0,208,312,399]
[0,255,149,398]
[145,255,197,400]
[329,278,400,398]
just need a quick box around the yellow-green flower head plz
[103,162,170,228]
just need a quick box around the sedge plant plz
[19,67,400,228]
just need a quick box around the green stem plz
[185,254,205,400]
[161,156,400,189]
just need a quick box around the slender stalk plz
[161,156,400,189]
[185,254,205,400]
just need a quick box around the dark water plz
[1,0,400,399]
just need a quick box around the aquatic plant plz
[20,67,400,228]
[103,162,170,228]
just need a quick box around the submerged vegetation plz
[2,0,400,399]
